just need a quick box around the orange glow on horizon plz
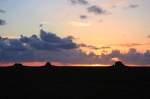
[22,61,46,67]
[0,61,149,67]
[61,64,110,67]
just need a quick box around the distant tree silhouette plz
[13,63,24,70]
[44,62,53,67]
[112,61,126,70]
[13,63,23,66]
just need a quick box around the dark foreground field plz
[0,64,150,99]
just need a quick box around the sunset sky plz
[0,0,150,66]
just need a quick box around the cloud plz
[108,0,139,9]
[101,46,111,49]
[79,43,100,50]
[0,9,6,26]
[99,48,150,65]
[87,5,107,15]
[79,43,111,50]
[0,9,5,13]
[113,43,144,47]
[70,0,89,5]
[68,0,108,17]
[0,29,78,53]
[107,0,129,7]
[127,4,139,8]
[20,29,78,51]
[0,19,6,25]
[80,15,88,19]
[148,35,150,38]
[0,30,150,65]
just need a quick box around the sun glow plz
[67,64,110,67]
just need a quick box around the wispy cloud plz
[112,43,145,47]
[70,0,89,5]
[79,43,111,50]
[68,0,139,22]
[80,15,88,20]
[68,0,109,21]
[87,5,106,15]
[128,4,139,8]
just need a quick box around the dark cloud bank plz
[0,9,5,13]
[0,30,150,65]
[0,19,6,25]
[0,9,6,26]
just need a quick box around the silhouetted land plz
[0,62,150,99]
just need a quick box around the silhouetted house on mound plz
[112,61,127,71]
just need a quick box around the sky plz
[0,0,150,66]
